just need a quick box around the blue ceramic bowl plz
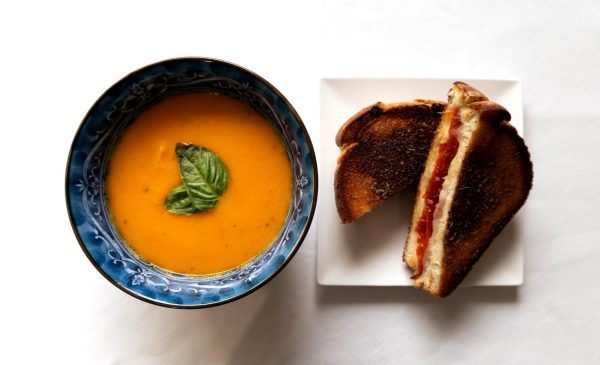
[66,58,317,308]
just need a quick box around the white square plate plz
[317,78,524,286]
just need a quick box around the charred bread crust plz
[336,102,384,147]
[335,101,445,223]
[336,100,445,147]
[438,103,533,297]
[469,101,511,124]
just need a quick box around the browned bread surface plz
[437,102,533,296]
[450,82,489,104]
[334,100,446,223]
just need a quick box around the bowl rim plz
[65,56,318,309]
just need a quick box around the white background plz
[1,1,599,364]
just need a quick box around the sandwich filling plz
[411,107,461,279]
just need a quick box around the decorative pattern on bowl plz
[66,58,317,308]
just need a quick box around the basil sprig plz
[164,143,229,215]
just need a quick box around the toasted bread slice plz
[335,100,446,223]
[404,83,532,297]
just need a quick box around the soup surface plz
[106,92,292,275]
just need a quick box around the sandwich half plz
[403,82,533,297]
[335,100,446,223]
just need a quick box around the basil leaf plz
[164,185,199,215]
[164,143,229,215]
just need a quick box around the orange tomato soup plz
[106,92,292,275]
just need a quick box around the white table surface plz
[2,1,600,364]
